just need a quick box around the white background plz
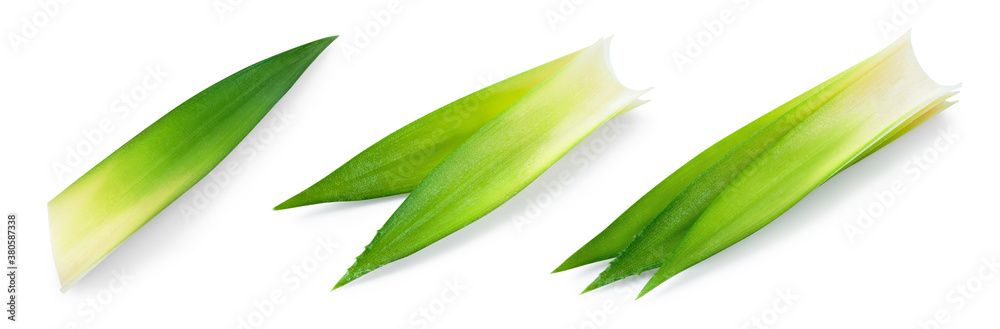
[2,0,998,328]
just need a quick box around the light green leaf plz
[554,55,864,274]
[638,33,956,296]
[274,49,586,209]
[557,33,957,297]
[334,38,649,289]
[633,33,956,297]
[48,36,336,291]
[553,40,922,275]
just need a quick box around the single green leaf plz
[636,34,957,297]
[48,36,336,291]
[274,49,586,209]
[334,38,649,289]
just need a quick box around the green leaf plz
[574,35,908,292]
[554,55,863,274]
[560,33,957,297]
[334,38,649,289]
[638,34,957,297]
[553,39,932,275]
[274,49,586,209]
[48,36,336,291]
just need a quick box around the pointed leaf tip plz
[273,196,300,210]
[304,35,338,51]
[331,278,348,291]
[48,36,337,290]
[552,259,578,273]
[333,267,363,291]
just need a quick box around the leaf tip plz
[581,280,604,294]
[333,258,376,291]
[274,189,324,210]
[331,278,348,291]
[273,198,299,211]
[332,270,357,291]
[310,35,339,49]
[552,261,574,274]
[636,283,656,300]
[637,269,673,298]
[553,254,589,273]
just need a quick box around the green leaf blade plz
[335,38,649,288]
[639,35,957,297]
[274,49,585,209]
[555,36,900,275]
[580,34,912,293]
[48,36,336,291]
